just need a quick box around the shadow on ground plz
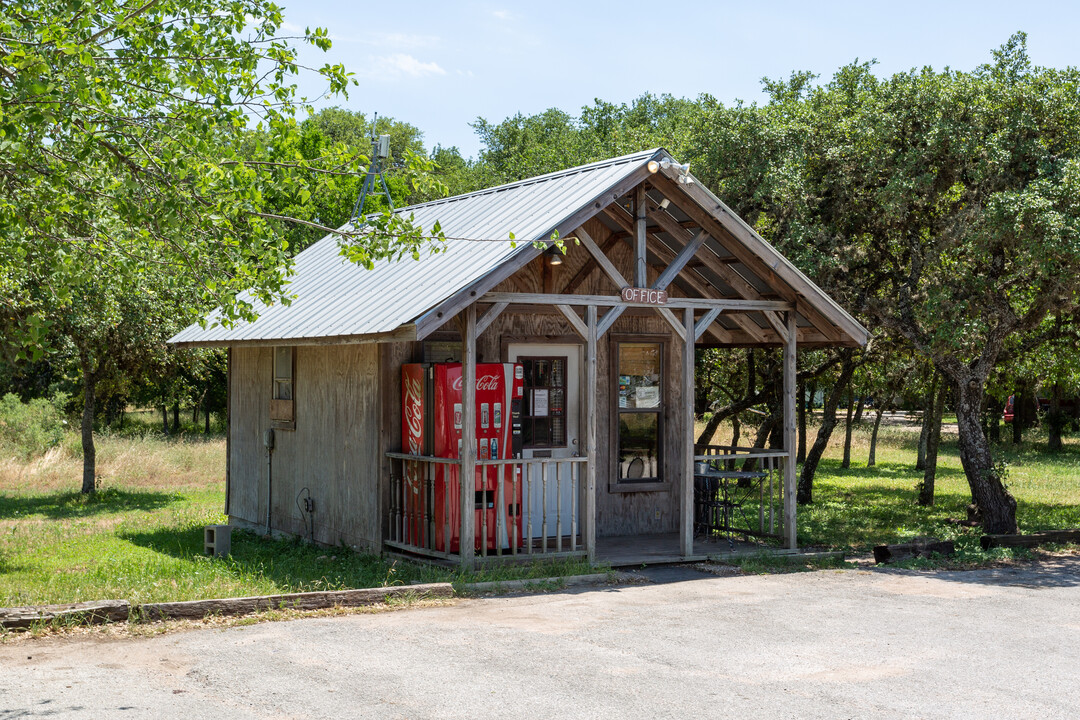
[119,524,436,591]
[801,462,1080,551]
[880,555,1080,589]
[0,488,179,520]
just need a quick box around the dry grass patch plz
[0,432,225,495]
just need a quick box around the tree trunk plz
[205,409,211,434]
[798,352,856,504]
[696,410,724,446]
[797,379,807,464]
[841,391,855,469]
[161,405,169,435]
[867,407,885,467]
[1048,383,1064,452]
[730,414,740,447]
[918,376,949,506]
[952,374,1018,534]
[853,395,866,425]
[916,373,938,471]
[171,402,180,434]
[79,356,97,495]
[742,412,776,474]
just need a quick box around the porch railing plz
[385,452,588,562]
[694,445,788,541]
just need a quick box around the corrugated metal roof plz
[169,149,661,346]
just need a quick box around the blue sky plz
[281,1,1080,158]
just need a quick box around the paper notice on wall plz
[533,389,549,417]
[635,386,660,408]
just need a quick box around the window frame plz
[270,345,296,430]
[608,335,668,492]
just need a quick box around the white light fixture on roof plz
[646,158,693,184]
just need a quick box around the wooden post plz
[585,304,598,563]
[634,184,647,287]
[460,305,477,569]
[224,347,231,518]
[681,307,695,557]
[783,310,798,549]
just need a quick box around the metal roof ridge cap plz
[525,148,666,243]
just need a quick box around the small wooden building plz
[170,149,868,567]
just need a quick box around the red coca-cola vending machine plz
[401,362,524,552]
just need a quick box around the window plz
[519,356,567,448]
[616,342,662,483]
[274,346,293,400]
[271,346,295,429]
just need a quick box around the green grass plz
[0,429,599,608]
[3,417,1079,607]
[797,422,1080,562]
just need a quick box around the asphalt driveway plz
[4,557,1080,719]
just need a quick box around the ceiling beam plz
[577,225,630,291]
[652,229,707,291]
[635,184,647,286]
[651,172,854,344]
[631,203,771,344]
[647,200,839,343]
[560,231,624,294]
[603,203,745,343]
[481,292,792,311]
[555,304,588,339]
[476,301,508,336]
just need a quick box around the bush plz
[0,392,68,460]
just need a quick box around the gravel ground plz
[3,557,1080,719]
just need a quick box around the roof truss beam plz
[652,229,708,291]
[577,225,630,291]
[650,172,847,343]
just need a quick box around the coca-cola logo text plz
[403,375,424,458]
[450,374,501,392]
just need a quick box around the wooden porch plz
[596,533,778,567]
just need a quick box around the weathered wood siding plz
[229,344,382,550]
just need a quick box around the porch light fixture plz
[545,247,564,266]
[646,159,693,184]
[659,198,671,210]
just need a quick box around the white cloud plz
[370,32,440,49]
[325,31,441,48]
[363,53,447,79]
[492,9,511,20]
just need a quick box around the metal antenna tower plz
[350,113,395,224]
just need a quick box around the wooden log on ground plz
[0,600,130,629]
[873,539,955,564]
[138,582,454,621]
[980,530,1080,551]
